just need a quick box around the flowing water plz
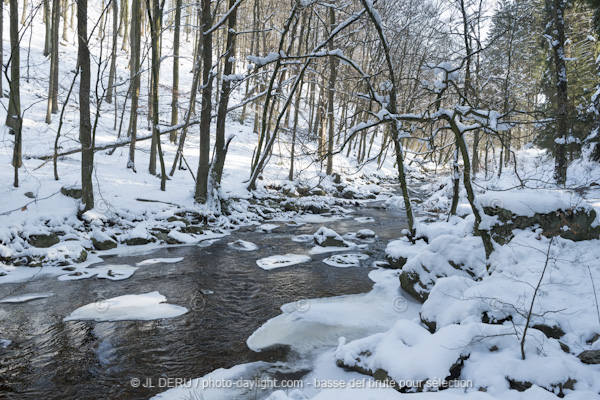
[0,201,408,399]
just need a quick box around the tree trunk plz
[170,0,182,142]
[211,0,238,188]
[548,0,568,185]
[147,0,167,189]
[7,0,21,133]
[78,0,94,211]
[44,0,51,56]
[121,0,129,51]
[8,0,21,187]
[127,0,141,170]
[194,0,212,203]
[21,0,28,25]
[326,7,336,175]
[46,0,60,123]
[62,0,68,41]
[106,0,118,104]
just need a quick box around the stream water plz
[0,200,407,400]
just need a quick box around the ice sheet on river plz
[63,291,188,322]
[247,269,420,352]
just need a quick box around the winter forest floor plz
[1,2,600,400]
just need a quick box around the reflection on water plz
[0,204,406,399]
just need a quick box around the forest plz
[0,0,600,399]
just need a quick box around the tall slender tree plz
[78,0,94,211]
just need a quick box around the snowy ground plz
[0,2,406,282]
[2,4,600,400]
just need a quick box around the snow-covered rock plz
[314,227,347,247]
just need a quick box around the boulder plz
[29,233,60,248]
[532,324,565,340]
[400,270,429,303]
[60,186,82,199]
[314,227,346,247]
[182,225,204,234]
[91,237,117,250]
[482,197,599,244]
[124,237,154,246]
[577,350,600,364]
[356,229,375,239]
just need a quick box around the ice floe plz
[227,240,259,251]
[256,254,312,270]
[63,291,188,322]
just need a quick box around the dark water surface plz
[0,202,407,400]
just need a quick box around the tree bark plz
[170,0,182,142]
[211,0,238,188]
[8,0,21,187]
[147,0,167,189]
[194,0,213,203]
[326,6,336,175]
[78,0,94,211]
[106,0,118,104]
[127,0,141,170]
[46,0,60,123]
[548,0,568,185]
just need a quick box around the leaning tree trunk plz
[77,0,94,211]
[359,0,416,238]
[211,0,238,188]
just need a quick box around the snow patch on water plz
[58,264,139,281]
[0,293,54,303]
[63,291,188,322]
[322,253,369,268]
[227,240,259,251]
[256,224,280,233]
[136,257,185,266]
[256,254,312,270]
[247,269,420,352]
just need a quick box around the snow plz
[256,254,312,270]
[292,234,314,243]
[0,293,53,303]
[151,362,269,400]
[63,291,188,322]
[354,217,375,223]
[247,269,421,352]
[136,257,185,266]
[227,239,259,251]
[58,264,139,281]
[313,227,345,246]
[478,189,594,218]
[256,224,280,233]
[322,253,369,268]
